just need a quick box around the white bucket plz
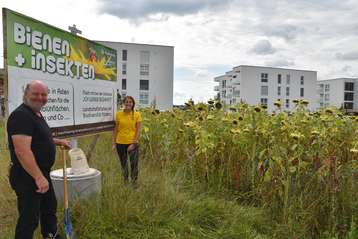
[50,168,101,201]
[68,148,90,175]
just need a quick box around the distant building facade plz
[317,78,358,112]
[214,65,318,112]
[98,41,174,110]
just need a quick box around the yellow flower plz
[243,128,250,133]
[197,116,204,121]
[143,126,149,133]
[301,100,309,106]
[207,115,214,120]
[221,117,230,122]
[290,132,304,140]
[301,119,309,124]
[274,100,282,108]
[325,108,334,114]
[184,121,195,128]
[229,106,237,112]
[215,102,223,110]
[195,103,207,112]
[230,128,241,134]
[254,106,261,112]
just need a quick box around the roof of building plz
[318,77,358,82]
[96,40,174,48]
[234,65,317,73]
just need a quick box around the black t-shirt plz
[7,103,56,181]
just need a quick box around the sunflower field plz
[139,100,358,238]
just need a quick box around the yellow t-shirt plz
[115,111,142,144]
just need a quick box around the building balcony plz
[232,78,240,85]
[214,85,220,91]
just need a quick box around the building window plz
[277,86,281,96]
[222,80,226,88]
[260,98,268,105]
[261,86,268,96]
[286,74,290,85]
[122,63,127,75]
[139,92,149,105]
[122,79,127,90]
[325,84,330,92]
[300,88,304,97]
[345,82,354,91]
[278,74,282,84]
[286,87,290,96]
[233,90,240,97]
[140,80,149,90]
[261,73,268,83]
[300,76,304,85]
[121,92,126,99]
[325,94,329,101]
[222,90,226,98]
[318,84,324,94]
[344,92,354,101]
[344,102,353,109]
[285,99,290,108]
[122,49,127,61]
[140,64,149,76]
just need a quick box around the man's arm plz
[53,138,71,149]
[12,135,49,193]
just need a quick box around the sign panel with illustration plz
[2,8,118,137]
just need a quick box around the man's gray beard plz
[24,101,43,113]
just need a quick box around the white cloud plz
[335,51,358,61]
[250,40,276,55]
[97,0,234,20]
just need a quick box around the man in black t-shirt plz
[7,80,70,239]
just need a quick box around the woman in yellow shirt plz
[112,96,142,183]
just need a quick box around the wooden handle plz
[62,147,69,209]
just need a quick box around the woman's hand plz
[127,143,137,152]
[112,143,116,151]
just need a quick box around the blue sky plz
[1,0,358,104]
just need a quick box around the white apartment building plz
[98,41,174,110]
[214,65,318,112]
[317,78,358,112]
